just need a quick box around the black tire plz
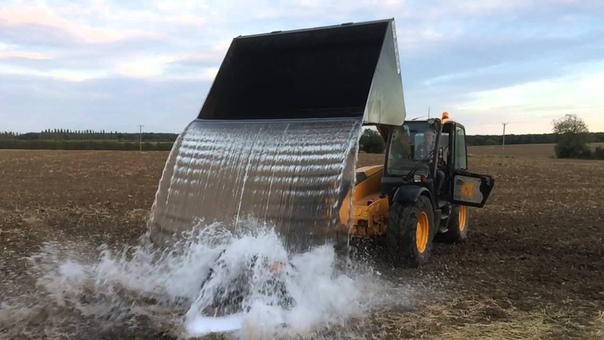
[438,204,469,243]
[386,195,436,268]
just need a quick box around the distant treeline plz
[466,132,604,146]
[0,129,178,150]
[2,129,604,151]
[0,140,173,151]
[0,129,178,142]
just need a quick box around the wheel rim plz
[416,211,429,253]
[459,206,467,231]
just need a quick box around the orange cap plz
[442,111,449,120]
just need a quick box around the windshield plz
[386,121,439,176]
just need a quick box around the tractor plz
[147,19,496,329]
[338,111,495,267]
[148,18,496,268]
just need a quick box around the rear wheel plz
[386,195,436,268]
[438,204,469,243]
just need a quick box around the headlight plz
[414,174,426,183]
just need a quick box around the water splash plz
[0,222,399,339]
[0,116,415,338]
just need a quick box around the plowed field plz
[1,147,603,339]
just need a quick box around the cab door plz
[449,124,495,208]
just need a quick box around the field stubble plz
[1,147,603,339]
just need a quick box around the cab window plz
[386,121,438,176]
[455,125,467,170]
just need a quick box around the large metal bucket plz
[198,19,406,125]
[147,19,408,252]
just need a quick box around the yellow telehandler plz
[338,111,494,267]
[149,19,495,330]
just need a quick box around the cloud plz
[0,6,124,45]
[1,0,603,135]
[0,74,207,132]
[0,50,52,60]
[453,60,604,134]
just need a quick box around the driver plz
[416,129,436,159]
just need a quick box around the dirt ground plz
[1,147,603,339]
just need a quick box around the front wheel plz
[386,195,436,268]
[437,204,469,243]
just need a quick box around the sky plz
[1,0,603,136]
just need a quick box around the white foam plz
[186,313,245,335]
[1,221,396,339]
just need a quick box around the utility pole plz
[138,124,144,151]
[502,122,508,163]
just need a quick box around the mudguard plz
[391,185,431,205]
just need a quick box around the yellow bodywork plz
[338,164,390,237]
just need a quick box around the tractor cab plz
[338,111,495,268]
[380,112,493,210]
[381,118,443,203]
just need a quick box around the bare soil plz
[1,148,603,339]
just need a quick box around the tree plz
[359,128,385,153]
[552,114,592,158]
[595,146,604,160]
